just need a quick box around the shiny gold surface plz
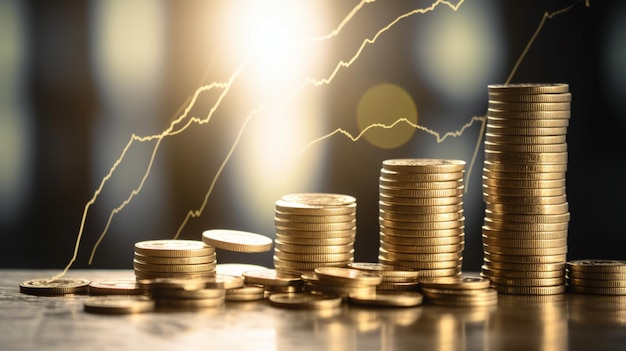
[2,270,626,350]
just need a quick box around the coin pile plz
[481,83,570,295]
[378,159,466,278]
[273,193,357,274]
[133,240,217,280]
[138,276,236,309]
[348,262,420,291]
[242,269,304,296]
[566,259,626,295]
[302,267,381,298]
[420,276,497,307]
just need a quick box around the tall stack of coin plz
[273,193,357,274]
[133,240,217,280]
[481,83,570,295]
[378,159,466,278]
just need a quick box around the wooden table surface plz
[2,269,625,351]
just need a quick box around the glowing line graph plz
[50,0,586,279]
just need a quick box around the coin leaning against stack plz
[133,240,217,280]
[378,159,466,278]
[273,193,357,274]
[481,83,570,295]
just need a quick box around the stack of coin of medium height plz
[273,193,357,274]
[566,260,626,295]
[378,159,466,278]
[481,83,571,295]
[133,240,217,280]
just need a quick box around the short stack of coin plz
[302,267,382,298]
[378,159,466,278]
[420,276,497,307]
[137,276,235,309]
[242,269,305,296]
[566,259,626,295]
[481,83,570,295]
[348,262,420,291]
[133,240,217,280]
[273,193,357,274]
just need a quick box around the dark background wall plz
[1,0,624,271]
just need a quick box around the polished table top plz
[1,269,625,351]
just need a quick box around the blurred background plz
[1,0,625,271]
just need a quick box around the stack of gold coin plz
[302,267,382,298]
[566,259,626,295]
[481,83,570,295]
[378,159,466,278]
[273,193,357,274]
[133,240,217,280]
[420,275,497,307]
[348,262,420,291]
[137,276,234,309]
[242,269,304,296]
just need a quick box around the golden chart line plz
[312,0,376,41]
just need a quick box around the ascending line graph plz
[51,0,586,280]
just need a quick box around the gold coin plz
[482,236,567,249]
[379,201,464,215]
[215,263,270,277]
[88,280,145,295]
[566,260,626,273]
[134,240,214,258]
[567,277,626,289]
[382,159,466,173]
[157,296,225,308]
[275,248,354,263]
[486,125,568,137]
[314,267,383,286]
[379,217,464,230]
[380,225,465,238]
[567,285,626,295]
[487,116,569,128]
[481,266,564,279]
[348,262,420,280]
[376,281,421,291]
[418,267,462,278]
[281,193,356,206]
[380,232,464,246]
[485,202,569,215]
[83,296,155,314]
[202,229,273,253]
[274,211,356,224]
[224,285,266,301]
[275,234,355,246]
[379,177,463,190]
[420,275,490,290]
[133,252,215,265]
[20,278,90,296]
[380,169,464,181]
[488,101,570,111]
[134,270,216,280]
[379,194,463,206]
[379,186,464,198]
[487,83,569,94]
[485,150,568,164]
[379,209,464,223]
[133,259,216,273]
[380,241,464,254]
[136,277,225,291]
[378,257,462,270]
[483,169,566,181]
[493,285,565,295]
[274,240,353,254]
[484,141,568,153]
[482,226,568,240]
[484,210,570,224]
[264,284,305,294]
[483,244,567,256]
[487,276,565,287]
[482,218,569,232]
[379,249,462,262]
[269,292,343,309]
[484,161,567,173]
[488,92,572,102]
[348,291,423,307]
[485,133,567,144]
[275,219,356,232]
[152,288,225,300]
[242,269,302,287]
[304,280,376,297]
[483,194,568,206]
[566,270,626,281]
[482,176,566,190]
[275,199,356,216]
[483,260,566,272]
[484,251,567,264]
[483,184,567,197]
[487,109,570,119]
[276,227,355,238]
[273,256,352,271]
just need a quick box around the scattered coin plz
[83,296,155,314]
[202,229,273,253]
[348,291,423,307]
[268,292,343,309]
[20,278,90,296]
[88,280,145,295]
